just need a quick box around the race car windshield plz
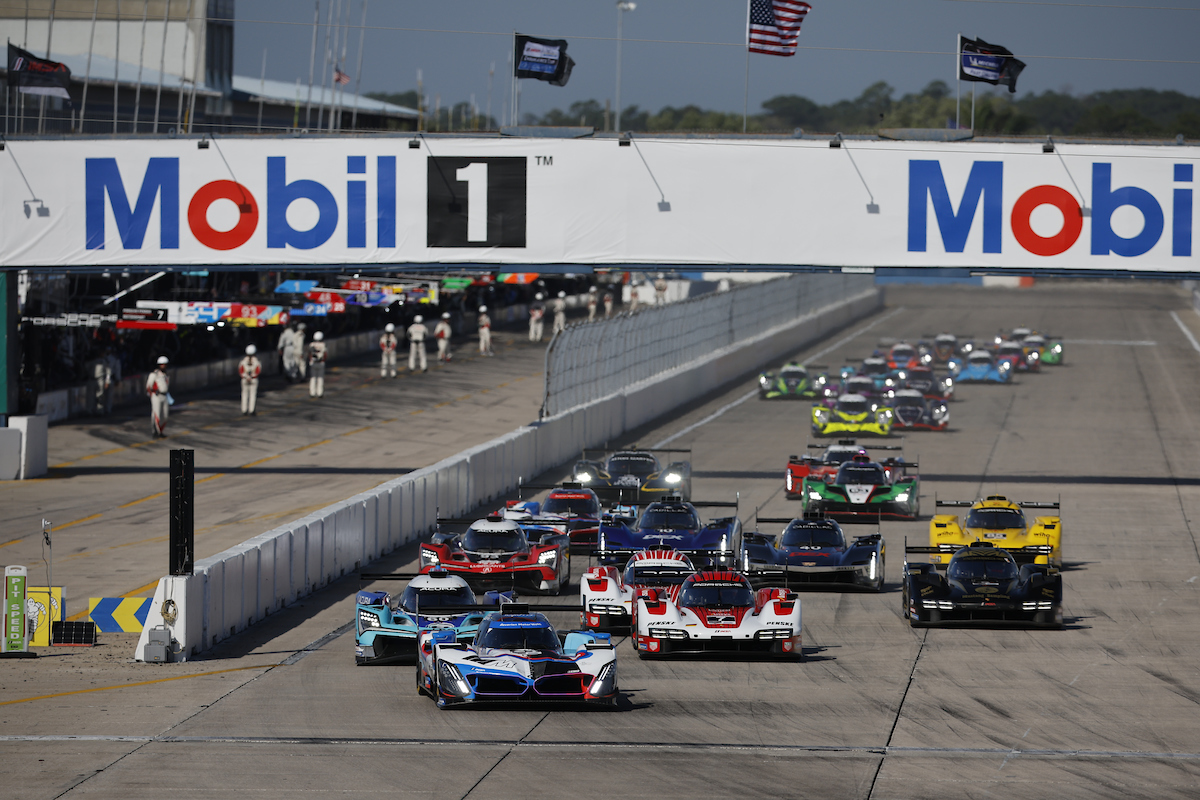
[607,456,658,478]
[542,495,599,516]
[462,530,528,554]
[781,525,844,548]
[892,347,915,361]
[823,449,861,464]
[399,585,475,612]
[949,558,1019,582]
[965,508,1025,529]
[477,624,561,651]
[680,583,754,608]
[781,368,807,380]
[999,347,1022,358]
[968,353,993,364]
[838,398,869,414]
[625,564,694,586]
[846,379,874,392]
[894,396,925,408]
[638,508,699,529]
[862,361,888,375]
[836,464,886,484]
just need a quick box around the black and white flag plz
[959,36,1026,94]
[513,35,575,87]
[6,43,73,101]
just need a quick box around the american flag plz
[333,66,351,85]
[748,0,811,57]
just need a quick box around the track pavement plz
[3,282,1200,799]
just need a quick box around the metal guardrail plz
[540,273,874,418]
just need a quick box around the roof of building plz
[230,76,418,120]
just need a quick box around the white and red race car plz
[581,549,696,631]
[632,570,802,659]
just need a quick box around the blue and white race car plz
[596,497,741,569]
[949,350,1012,384]
[740,517,886,591]
[354,569,514,665]
[416,605,618,708]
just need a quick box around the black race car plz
[886,389,949,431]
[902,540,1063,628]
[741,516,885,591]
[572,448,692,502]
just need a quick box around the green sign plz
[441,277,474,291]
[4,568,28,653]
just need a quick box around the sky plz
[233,0,1200,118]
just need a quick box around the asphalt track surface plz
[4,282,1200,799]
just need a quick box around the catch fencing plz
[542,273,875,417]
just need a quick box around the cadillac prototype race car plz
[354,569,515,665]
[799,453,920,521]
[888,389,949,431]
[741,517,885,591]
[419,515,572,594]
[633,571,802,658]
[950,350,1012,384]
[903,540,1064,628]
[572,448,692,501]
[758,362,829,399]
[930,495,1062,567]
[416,605,618,708]
[812,393,893,437]
[581,548,696,630]
[596,497,741,568]
[784,439,903,498]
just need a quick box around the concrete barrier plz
[135,287,882,661]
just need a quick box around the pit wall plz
[135,286,882,661]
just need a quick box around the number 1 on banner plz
[455,163,489,242]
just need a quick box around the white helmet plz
[442,312,451,319]
[245,345,257,356]
[558,291,566,298]
[535,293,544,300]
[589,286,597,293]
[156,356,169,365]
[384,323,395,333]
[479,305,487,313]
[414,315,423,323]
[313,331,324,341]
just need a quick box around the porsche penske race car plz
[572,448,692,502]
[416,605,618,708]
[950,350,1012,384]
[632,570,802,658]
[581,548,696,630]
[811,394,893,437]
[888,389,949,431]
[741,516,885,591]
[784,440,903,498]
[419,515,572,594]
[354,569,515,665]
[799,453,920,521]
[758,362,829,399]
[929,495,1062,567]
[902,540,1064,628]
[596,497,741,568]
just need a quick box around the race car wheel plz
[433,660,448,708]
[415,663,426,697]
[872,554,886,592]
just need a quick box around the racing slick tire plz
[416,663,426,697]
[1035,607,1065,629]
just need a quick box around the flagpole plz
[743,0,750,133]
[317,0,334,130]
[112,0,120,133]
[132,0,148,133]
[80,0,98,133]
[971,81,976,132]
[349,0,367,131]
[955,33,960,130]
[38,0,56,135]
[333,0,351,131]
[257,48,266,133]
[151,0,167,133]
[175,0,191,130]
[305,1,318,129]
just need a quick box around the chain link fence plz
[541,273,875,417]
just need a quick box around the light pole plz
[615,1,635,133]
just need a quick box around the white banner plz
[0,136,1195,272]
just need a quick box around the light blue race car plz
[948,350,1012,384]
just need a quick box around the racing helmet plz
[245,345,256,356]
[313,331,324,341]
[384,323,395,333]
[414,315,423,323]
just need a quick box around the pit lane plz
[4,282,1200,799]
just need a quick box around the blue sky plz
[234,0,1200,116]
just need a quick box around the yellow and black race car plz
[811,393,893,437]
[929,495,1062,567]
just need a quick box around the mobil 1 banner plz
[0,137,1195,273]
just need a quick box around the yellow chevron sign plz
[87,597,151,633]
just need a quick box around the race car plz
[843,374,885,401]
[581,548,696,630]
[929,495,1062,567]
[416,605,618,708]
[996,340,1036,372]
[419,515,572,594]
[596,497,741,568]
[741,516,885,591]
[572,448,692,502]
[895,366,954,402]
[799,453,920,521]
[513,482,603,548]
[931,332,960,362]
[859,356,896,390]
[632,570,801,658]
[902,540,1064,628]
[784,439,906,498]
[885,342,923,370]
[812,393,893,437]
[950,350,1012,384]
[888,389,949,431]
[1030,333,1064,365]
[758,362,829,399]
[354,569,514,665]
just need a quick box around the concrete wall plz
[134,287,882,661]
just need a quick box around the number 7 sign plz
[427,156,526,248]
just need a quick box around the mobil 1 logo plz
[427,157,526,248]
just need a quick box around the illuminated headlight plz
[999,362,1011,371]
[358,610,381,629]
[932,404,947,419]
[808,491,822,500]
[589,662,617,696]
[420,548,440,566]
[870,403,879,412]
[665,472,682,484]
[898,371,907,379]
[1028,351,1039,360]
[885,378,895,386]
[876,411,890,424]
[944,377,953,386]
[754,628,792,639]
[814,408,828,421]
[922,353,932,364]
[439,661,471,697]
[923,600,954,610]
[759,375,770,387]
[647,627,688,639]
[962,343,973,353]
[885,390,895,399]
[786,473,794,490]
[1022,601,1054,610]
[538,550,557,566]
[575,472,592,483]
[1052,344,1062,353]
[895,492,909,502]
[816,375,827,385]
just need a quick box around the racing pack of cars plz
[352,326,1067,709]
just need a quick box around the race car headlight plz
[1052,344,1062,353]
[932,404,947,419]
[816,375,827,385]
[808,491,822,500]
[589,662,617,696]
[665,472,682,484]
[876,411,890,424]
[922,353,933,364]
[420,548,440,566]
[358,610,381,630]
[814,408,828,421]
[1022,601,1054,610]
[1028,350,1039,360]
[754,628,792,639]
[759,375,770,387]
[438,661,472,697]
[575,472,592,483]
[944,377,953,386]
[897,371,907,380]
[999,361,1011,371]
[538,550,557,566]
[895,492,909,502]
[922,600,954,610]
[884,378,895,387]
[647,627,688,639]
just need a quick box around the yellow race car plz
[929,495,1062,567]
[811,393,893,437]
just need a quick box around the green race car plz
[759,363,829,399]
[799,453,919,521]
[812,393,893,437]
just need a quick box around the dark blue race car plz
[740,517,886,592]
[596,497,741,569]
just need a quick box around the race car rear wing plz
[590,546,737,562]
[934,497,1060,509]
[581,446,693,458]
[905,541,1055,559]
[747,515,881,541]
[803,439,905,450]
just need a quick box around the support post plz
[0,272,17,420]
[169,448,194,576]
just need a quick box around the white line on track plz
[1063,339,1157,346]
[1170,311,1200,354]
[651,307,906,448]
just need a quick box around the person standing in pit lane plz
[294,322,308,380]
[380,323,398,378]
[408,315,429,372]
[587,286,599,322]
[603,288,614,319]
[655,273,668,305]
[239,345,263,415]
[552,291,567,336]
[478,305,493,356]
[103,347,122,415]
[307,331,327,398]
[434,313,453,363]
[529,293,546,342]
[85,350,112,417]
[146,356,170,437]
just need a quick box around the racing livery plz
[633,571,802,658]
[903,541,1064,628]
[573,448,692,501]
[896,366,954,402]
[419,516,572,594]
[799,453,920,521]
[741,517,885,591]
[950,350,1012,384]
[596,497,741,568]
[581,549,695,630]
[929,495,1062,567]
[996,340,1036,372]
[812,393,893,437]
[888,389,949,431]
[417,605,618,707]
[758,362,828,399]
[513,483,604,548]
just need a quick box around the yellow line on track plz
[54,513,103,530]
[119,492,166,508]
[341,426,371,437]
[0,538,22,549]
[195,473,226,484]
[241,454,281,469]
[0,664,281,706]
[294,439,332,452]
[122,581,161,598]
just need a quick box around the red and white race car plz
[785,440,867,498]
[632,570,802,658]
[419,516,571,595]
[581,549,696,631]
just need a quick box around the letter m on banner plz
[907,161,1003,253]
[86,158,180,250]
